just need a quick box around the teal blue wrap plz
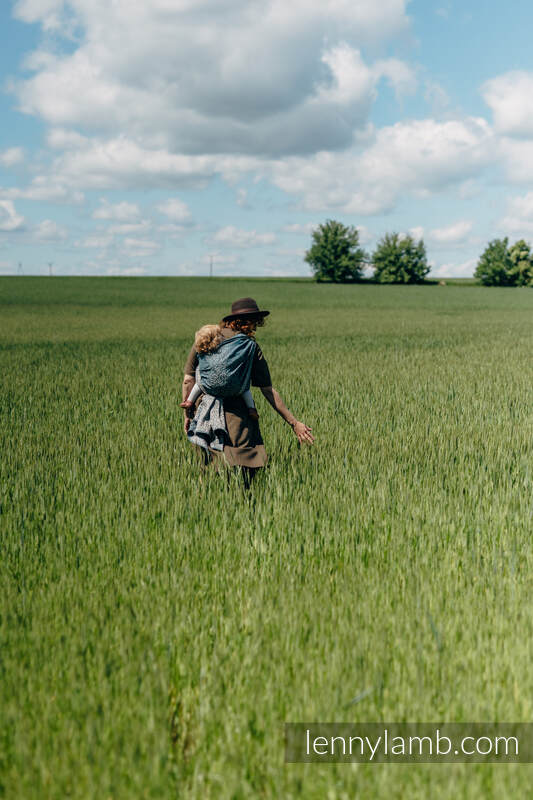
[187,333,257,452]
[196,333,256,397]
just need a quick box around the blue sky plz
[2,0,533,277]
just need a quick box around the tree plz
[305,220,367,283]
[474,238,513,286]
[509,239,533,286]
[372,233,430,284]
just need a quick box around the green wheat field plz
[1,276,533,799]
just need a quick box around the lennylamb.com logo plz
[285,724,533,763]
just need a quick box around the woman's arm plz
[260,386,314,444]
[182,374,195,432]
[182,374,195,402]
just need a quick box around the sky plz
[2,0,533,278]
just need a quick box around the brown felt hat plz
[222,297,270,322]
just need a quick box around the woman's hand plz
[292,421,314,444]
[260,386,314,444]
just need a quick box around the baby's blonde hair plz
[195,323,223,354]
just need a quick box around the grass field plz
[1,276,533,799]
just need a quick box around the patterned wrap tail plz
[187,334,257,452]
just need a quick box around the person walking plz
[182,297,314,483]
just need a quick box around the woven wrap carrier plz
[187,333,257,452]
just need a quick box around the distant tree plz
[508,239,533,286]
[474,238,513,286]
[372,233,430,284]
[305,220,367,283]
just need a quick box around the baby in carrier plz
[180,324,259,420]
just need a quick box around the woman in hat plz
[182,297,314,482]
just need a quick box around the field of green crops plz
[1,276,533,799]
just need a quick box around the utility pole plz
[17,261,23,275]
[209,254,214,278]
[48,261,53,276]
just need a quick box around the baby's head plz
[195,323,223,354]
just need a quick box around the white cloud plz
[123,237,159,249]
[47,136,217,190]
[499,137,533,183]
[409,226,424,240]
[122,237,161,257]
[352,118,491,201]
[283,221,372,244]
[14,0,70,31]
[76,234,114,249]
[0,200,26,231]
[1,176,84,203]
[10,0,515,269]
[431,258,477,278]
[212,226,276,247]
[282,222,317,234]
[47,128,89,150]
[482,72,533,137]
[107,221,151,235]
[93,199,141,221]
[0,147,25,167]
[355,224,373,245]
[429,220,473,245]
[156,197,191,222]
[318,44,376,107]
[13,0,411,158]
[374,58,418,99]
[4,0,423,215]
[14,0,410,41]
[499,191,533,235]
[267,117,493,214]
[34,219,68,240]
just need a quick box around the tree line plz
[304,220,533,286]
